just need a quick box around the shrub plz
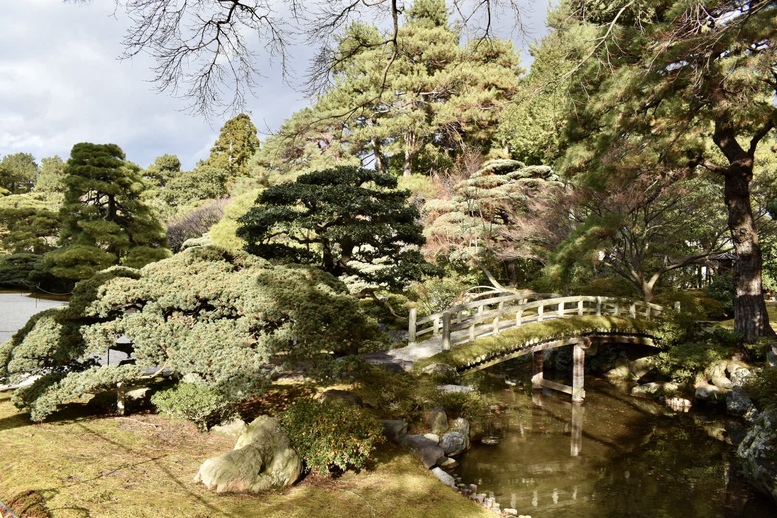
[429,387,491,436]
[646,339,738,385]
[150,383,231,431]
[279,399,384,475]
[351,364,424,421]
[4,246,386,422]
[746,367,777,411]
[705,270,734,318]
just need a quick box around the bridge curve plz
[408,293,662,351]
[394,293,664,402]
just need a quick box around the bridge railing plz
[408,294,663,350]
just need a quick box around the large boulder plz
[379,419,408,443]
[737,407,777,505]
[450,418,471,450]
[194,416,302,493]
[726,387,755,418]
[425,406,449,435]
[401,434,445,469]
[440,431,468,457]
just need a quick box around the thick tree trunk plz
[723,166,774,342]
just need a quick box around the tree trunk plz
[404,130,417,177]
[723,165,773,342]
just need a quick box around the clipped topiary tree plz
[0,246,385,422]
[237,165,440,295]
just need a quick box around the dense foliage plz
[279,399,385,475]
[0,246,385,421]
[44,143,171,282]
[238,166,439,294]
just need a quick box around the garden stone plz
[210,417,248,438]
[711,376,733,390]
[730,368,752,387]
[695,384,726,403]
[737,407,777,505]
[438,457,458,470]
[604,357,631,379]
[424,433,440,444]
[631,382,663,396]
[726,387,756,419]
[194,416,302,493]
[401,434,445,469]
[629,357,653,380]
[440,431,468,456]
[726,363,744,376]
[768,345,777,368]
[379,419,407,443]
[450,418,470,450]
[317,389,364,407]
[704,361,728,381]
[431,467,456,487]
[426,406,449,435]
[631,381,678,397]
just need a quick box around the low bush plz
[279,399,384,475]
[746,367,777,411]
[429,387,491,436]
[646,339,738,385]
[150,383,231,431]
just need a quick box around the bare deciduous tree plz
[68,0,528,117]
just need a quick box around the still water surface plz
[455,378,776,517]
[0,291,67,344]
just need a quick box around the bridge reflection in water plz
[455,379,776,517]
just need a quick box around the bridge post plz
[572,340,587,403]
[531,351,544,389]
[442,312,452,351]
[571,402,584,457]
[408,307,417,345]
[596,297,602,316]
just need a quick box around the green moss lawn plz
[0,392,492,518]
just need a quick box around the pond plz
[0,291,68,344]
[454,376,777,517]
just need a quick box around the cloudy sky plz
[0,1,551,171]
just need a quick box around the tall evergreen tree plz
[560,0,777,340]
[259,0,523,178]
[44,143,170,281]
[34,156,67,194]
[0,152,38,194]
[207,113,260,179]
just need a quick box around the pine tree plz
[207,113,260,180]
[44,143,170,281]
[238,165,439,293]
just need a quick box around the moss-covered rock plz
[737,407,777,505]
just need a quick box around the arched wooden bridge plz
[384,293,665,403]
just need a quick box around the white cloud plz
[0,1,549,171]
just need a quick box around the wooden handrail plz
[408,294,663,346]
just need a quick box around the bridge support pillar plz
[571,340,587,403]
[571,401,584,456]
[531,351,544,389]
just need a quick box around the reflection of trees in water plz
[456,379,775,517]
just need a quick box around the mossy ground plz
[0,392,493,518]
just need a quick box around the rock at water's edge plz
[736,407,777,505]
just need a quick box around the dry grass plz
[0,392,492,518]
